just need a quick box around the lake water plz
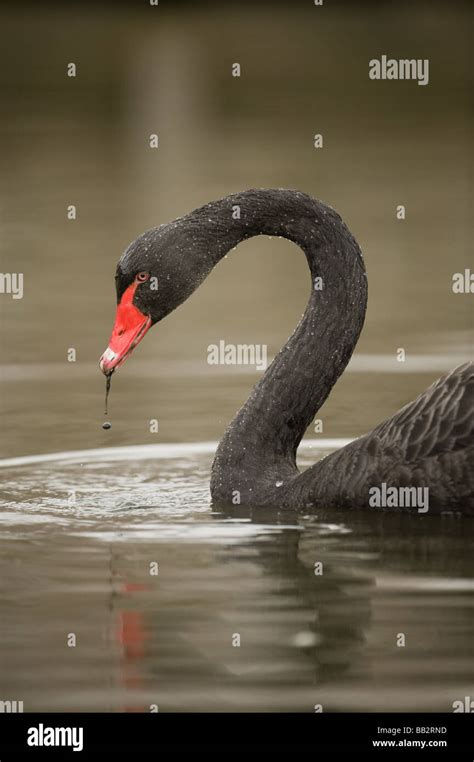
[0,2,472,713]
[1,411,473,712]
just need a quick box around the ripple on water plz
[0,439,346,526]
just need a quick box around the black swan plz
[99,190,474,514]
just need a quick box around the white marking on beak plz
[103,347,118,362]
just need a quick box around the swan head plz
[99,220,215,374]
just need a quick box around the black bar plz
[0,713,472,757]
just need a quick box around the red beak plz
[99,282,152,374]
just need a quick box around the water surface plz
[1,438,473,712]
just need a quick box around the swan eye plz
[136,271,150,283]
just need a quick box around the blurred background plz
[0,0,471,457]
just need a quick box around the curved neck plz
[192,190,368,502]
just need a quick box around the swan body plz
[100,189,474,515]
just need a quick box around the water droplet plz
[102,422,112,430]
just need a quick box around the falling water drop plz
[104,372,112,415]
[102,372,113,429]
